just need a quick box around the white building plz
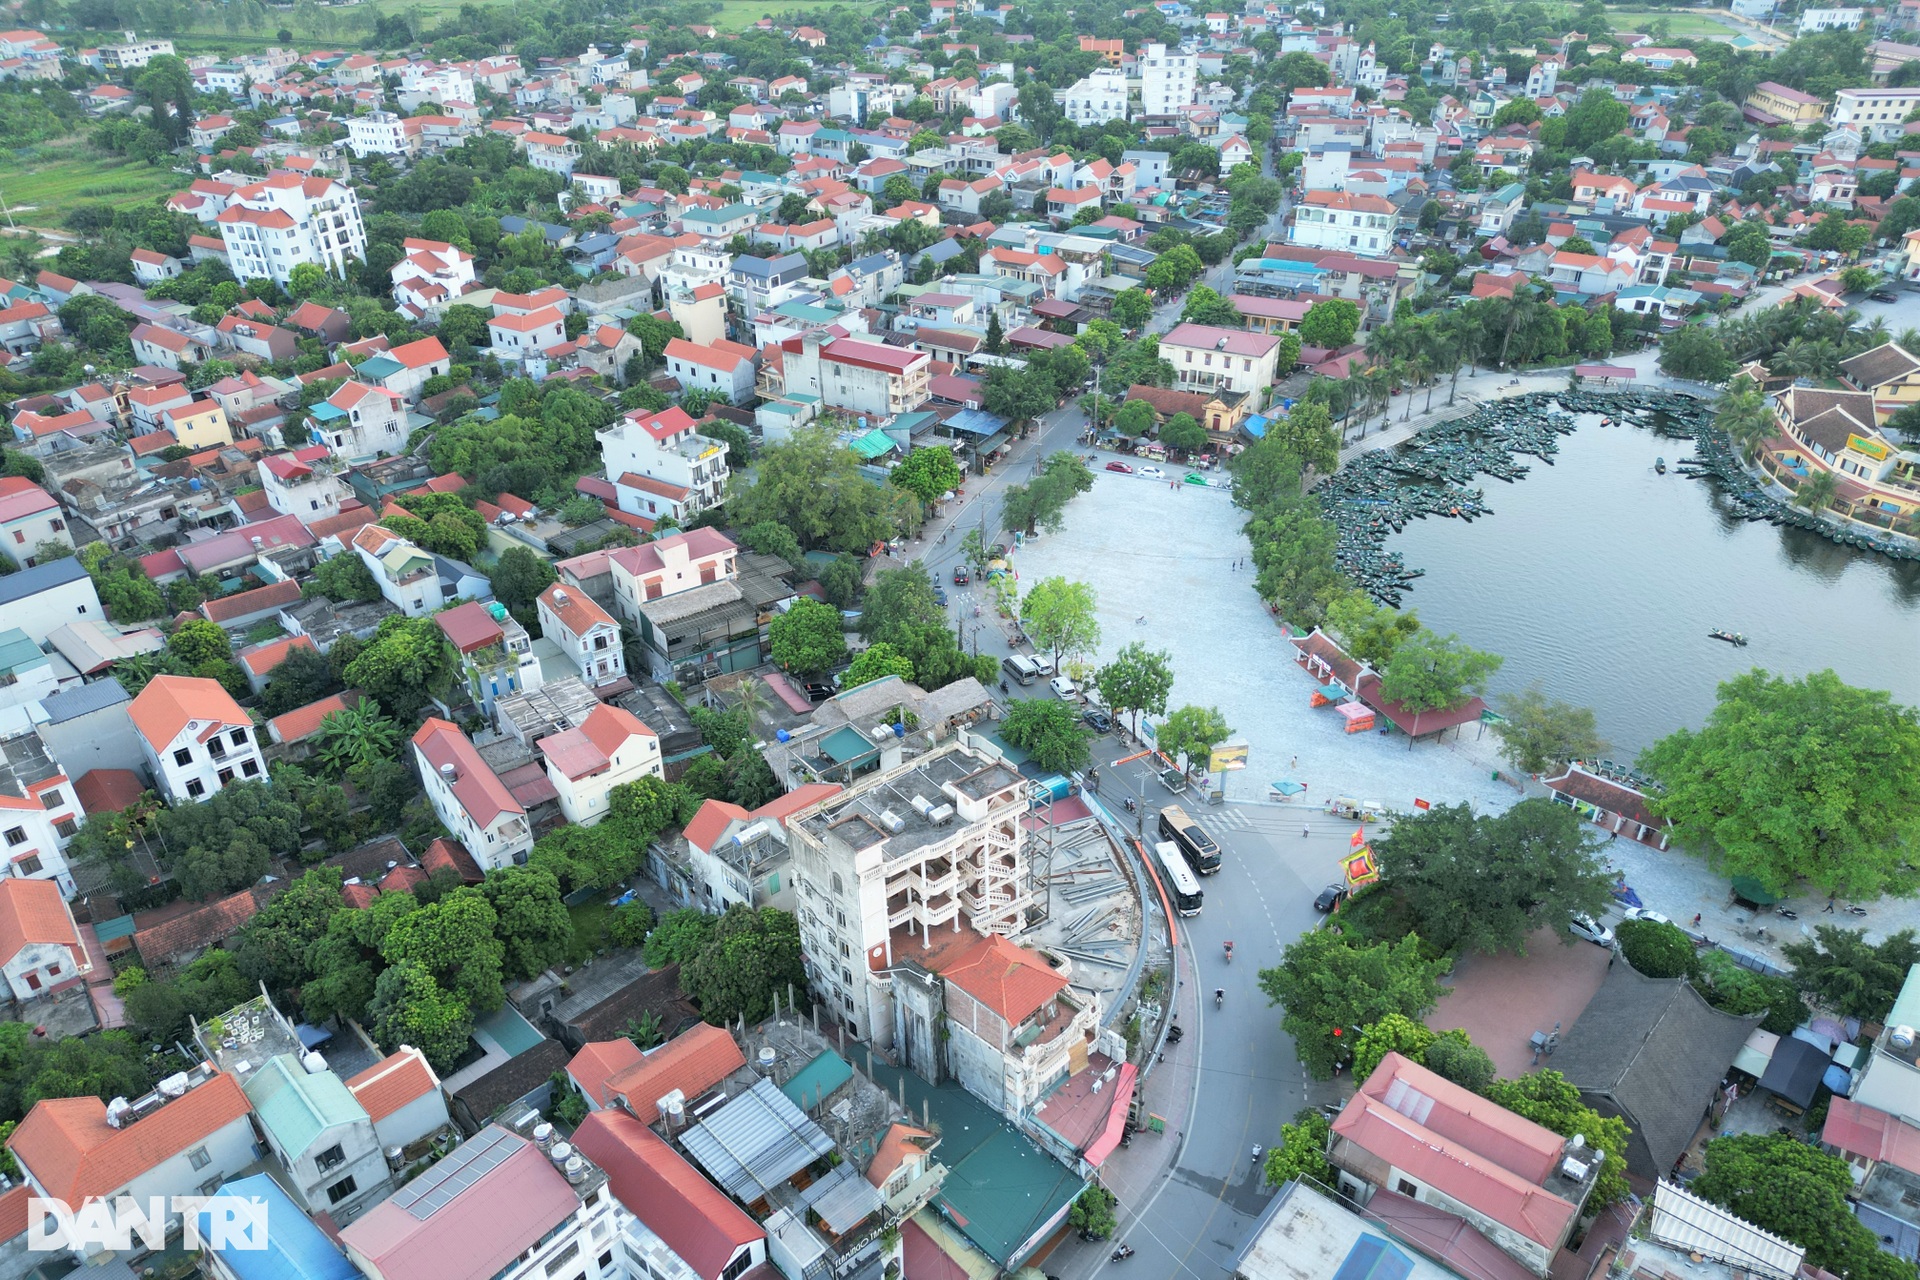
[215,173,367,290]
[0,476,70,563]
[9,1068,258,1266]
[606,528,740,628]
[1061,68,1130,125]
[488,305,567,366]
[100,35,174,70]
[597,405,730,521]
[1139,42,1196,119]
[1831,87,1920,144]
[341,1124,627,1280]
[1161,323,1283,398]
[347,110,411,158]
[776,332,931,419]
[351,524,448,617]
[242,1053,390,1223]
[390,236,477,317]
[0,738,84,896]
[663,336,758,405]
[129,674,265,805]
[536,583,625,689]
[0,878,89,1000]
[345,1048,450,1155]
[1799,7,1862,30]
[307,380,408,462]
[536,702,662,827]
[411,718,533,870]
[1289,189,1399,256]
[258,446,346,525]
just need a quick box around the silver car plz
[1569,914,1615,947]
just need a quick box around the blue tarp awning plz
[947,408,1010,436]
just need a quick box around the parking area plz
[1429,927,1616,1079]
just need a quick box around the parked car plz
[1105,461,1135,474]
[1083,707,1113,733]
[1313,884,1348,912]
[1869,290,1898,303]
[804,682,835,703]
[1049,675,1079,700]
[1029,652,1056,677]
[1621,907,1672,927]
[1569,914,1614,946]
[952,565,970,584]
[1139,466,1166,480]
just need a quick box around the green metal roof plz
[0,628,47,676]
[243,1054,367,1158]
[781,1049,853,1109]
[820,725,880,765]
[849,428,896,460]
[353,355,403,381]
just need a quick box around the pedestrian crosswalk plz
[1207,806,1257,831]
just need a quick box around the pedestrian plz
[1692,913,1703,928]
[1302,823,1310,839]
[1825,896,1836,913]
[1290,754,1297,770]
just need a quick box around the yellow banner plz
[1847,435,1889,461]
[1208,744,1249,772]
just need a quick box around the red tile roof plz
[0,878,80,970]
[537,582,617,639]
[267,690,360,746]
[567,1038,646,1107]
[199,579,302,624]
[572,1110,764,1280]
[0,1184,29,1242]
[346,1047,441,1123]
[420,836,484,885]
[603,1023,745,1117]
[1824,1098,1920,1173]
[435,600,505,654]
[682,799,751,854]
[411,718,522,826]
[73,769,146,817]
[8,1074,251,1203]
[127,674,249,751]
[133,884,281,967]
[936,932,1068,1026]
[238,633,317,677]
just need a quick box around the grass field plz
[0,138,184,230]
[1543,5,1746,40]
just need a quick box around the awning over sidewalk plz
[1575,364,1637,379]
[1080,1062,1139,1167]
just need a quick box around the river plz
[1384,413,1920,756]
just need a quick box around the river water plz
[1384,414,1920,756]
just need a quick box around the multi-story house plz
[0,559,105,646]
[341,1122,626,1280]
[1162,323,1282,401]
[598,405,730,522]
[1744,81,1829,127]
[161,399,233,451]
[351,524,448,617]
[437,600,544,722]
[347,109,412,157]
[788,740,1033,1043]
[1799,6,1862,30]
[1569,169,1639,213]
[243,1053,390,1223]
[216,173,367,290]
[0,878,90,998]
[572,1110,771,1280]
[100,35,174,69]
[345,1047,451,1154]
[521,130,582,176]
[130,674,265,805]
[0,477,69,564]
[7,1066,257,1266]
[1289,190,1398,257]
[390,236,476,317]
[488,304,568,366]
[354,335,451,404]
[411,718,533,870]
[774,332,931,418]
[1139,42,1195,118]
[663,337,758,405]
[536,702,662,826]
[537,583,625,689]
[606,527,739,627]
[1061,68,1130,124]
[307,380,408,461]
[258,446,346,525]
[0,745,84,894]
[1831,87,1920,144]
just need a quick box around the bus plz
[1159,805,1222,876]
[1151,840,1205,917]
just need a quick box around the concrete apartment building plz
[1138,42,1195,118]
[1830,87,1920,143]
[1061,68,1130,124]
[788,740,1034,1042]
[215,174,367,290]
[776,332,931,419]
[1289,189,1399,257]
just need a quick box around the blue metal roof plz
[198,1173,359,1280]
[38,676,129,723]
[0,556,87,606]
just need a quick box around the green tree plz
[168,619,232,670]
[1693,950,1808,1035]
[234,867,344,999]
[1379,631,1503,715]
[1616,917,1696,979]
[1726,222,1775,270]
[643,907,717,969]
[1259,930,1449,1078]
[728,427,909,552]
[311,700,402,776]
[680,905,807,1026]
[1068,1185,1117,1239]
[481,866,574,981]
[1715,382,1777,462]
[844,643,916,687]
[1564,88,1630,151]
[1180,285,1239,326]
[740,521,805,567]
[999,698,1093,772]
[1782,926,1920,1022]
[1268,401,1340,474]
[889,446,964,506]
[380,889,506,1015]
[1095,643,1174,738]
[1490,685,1608,775]
[1639,670,1920,898]
[1299,299,1361,349]
[1659,325,1734,382]
[1486,1071,1632,1209]
[984,311,1005,355]
[311,551,381,603]
[769,598,848,677]
[1351,1012,1436,1082]
[367,962,474,1070]
[491,546,557,618]
[341,616,458,722]
[1157,704,1230,769]
[1112,399,1156,437]
[1111,288,1154,330]
[1021,577,1100,673]
[1377,800,1613,955]
[258,646,341,719]
[1262,1107,1335,1188]
[1693,1133,1911,1280]
[1325,595,1421,669]
[1424,1030,1498,1093]
[608,900,656,949]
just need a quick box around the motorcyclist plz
[1224,940,1234,962]
[1215,988,1225,1008]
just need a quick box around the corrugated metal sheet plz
[800,1161,884,1234]
[1649,1180,1803,1279]
[682,1076,834,1201]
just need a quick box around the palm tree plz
[1445,312,1480,402]
[1897,328,1920,354]
[1794,468,1839,513]
[1714,384,1775,461]
[312,701,403,775]
[732,675,774,732]
[1409,353,1435,419]
[1855,317,1890,350]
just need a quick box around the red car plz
[952,565,970,584]
[1105,461,1134,474]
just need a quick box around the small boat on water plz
[1708,630,1748,646]
[1655,457,1667,474]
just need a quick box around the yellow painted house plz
[161,399,233,450]
[1840,342,1920,427]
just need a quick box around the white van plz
[1002,655,1040,685]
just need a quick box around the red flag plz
[1413,797,1431,810]
[1350,827,1365,849]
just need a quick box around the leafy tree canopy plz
[1259,930,1448,1078]
[1000,698,1094,773]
